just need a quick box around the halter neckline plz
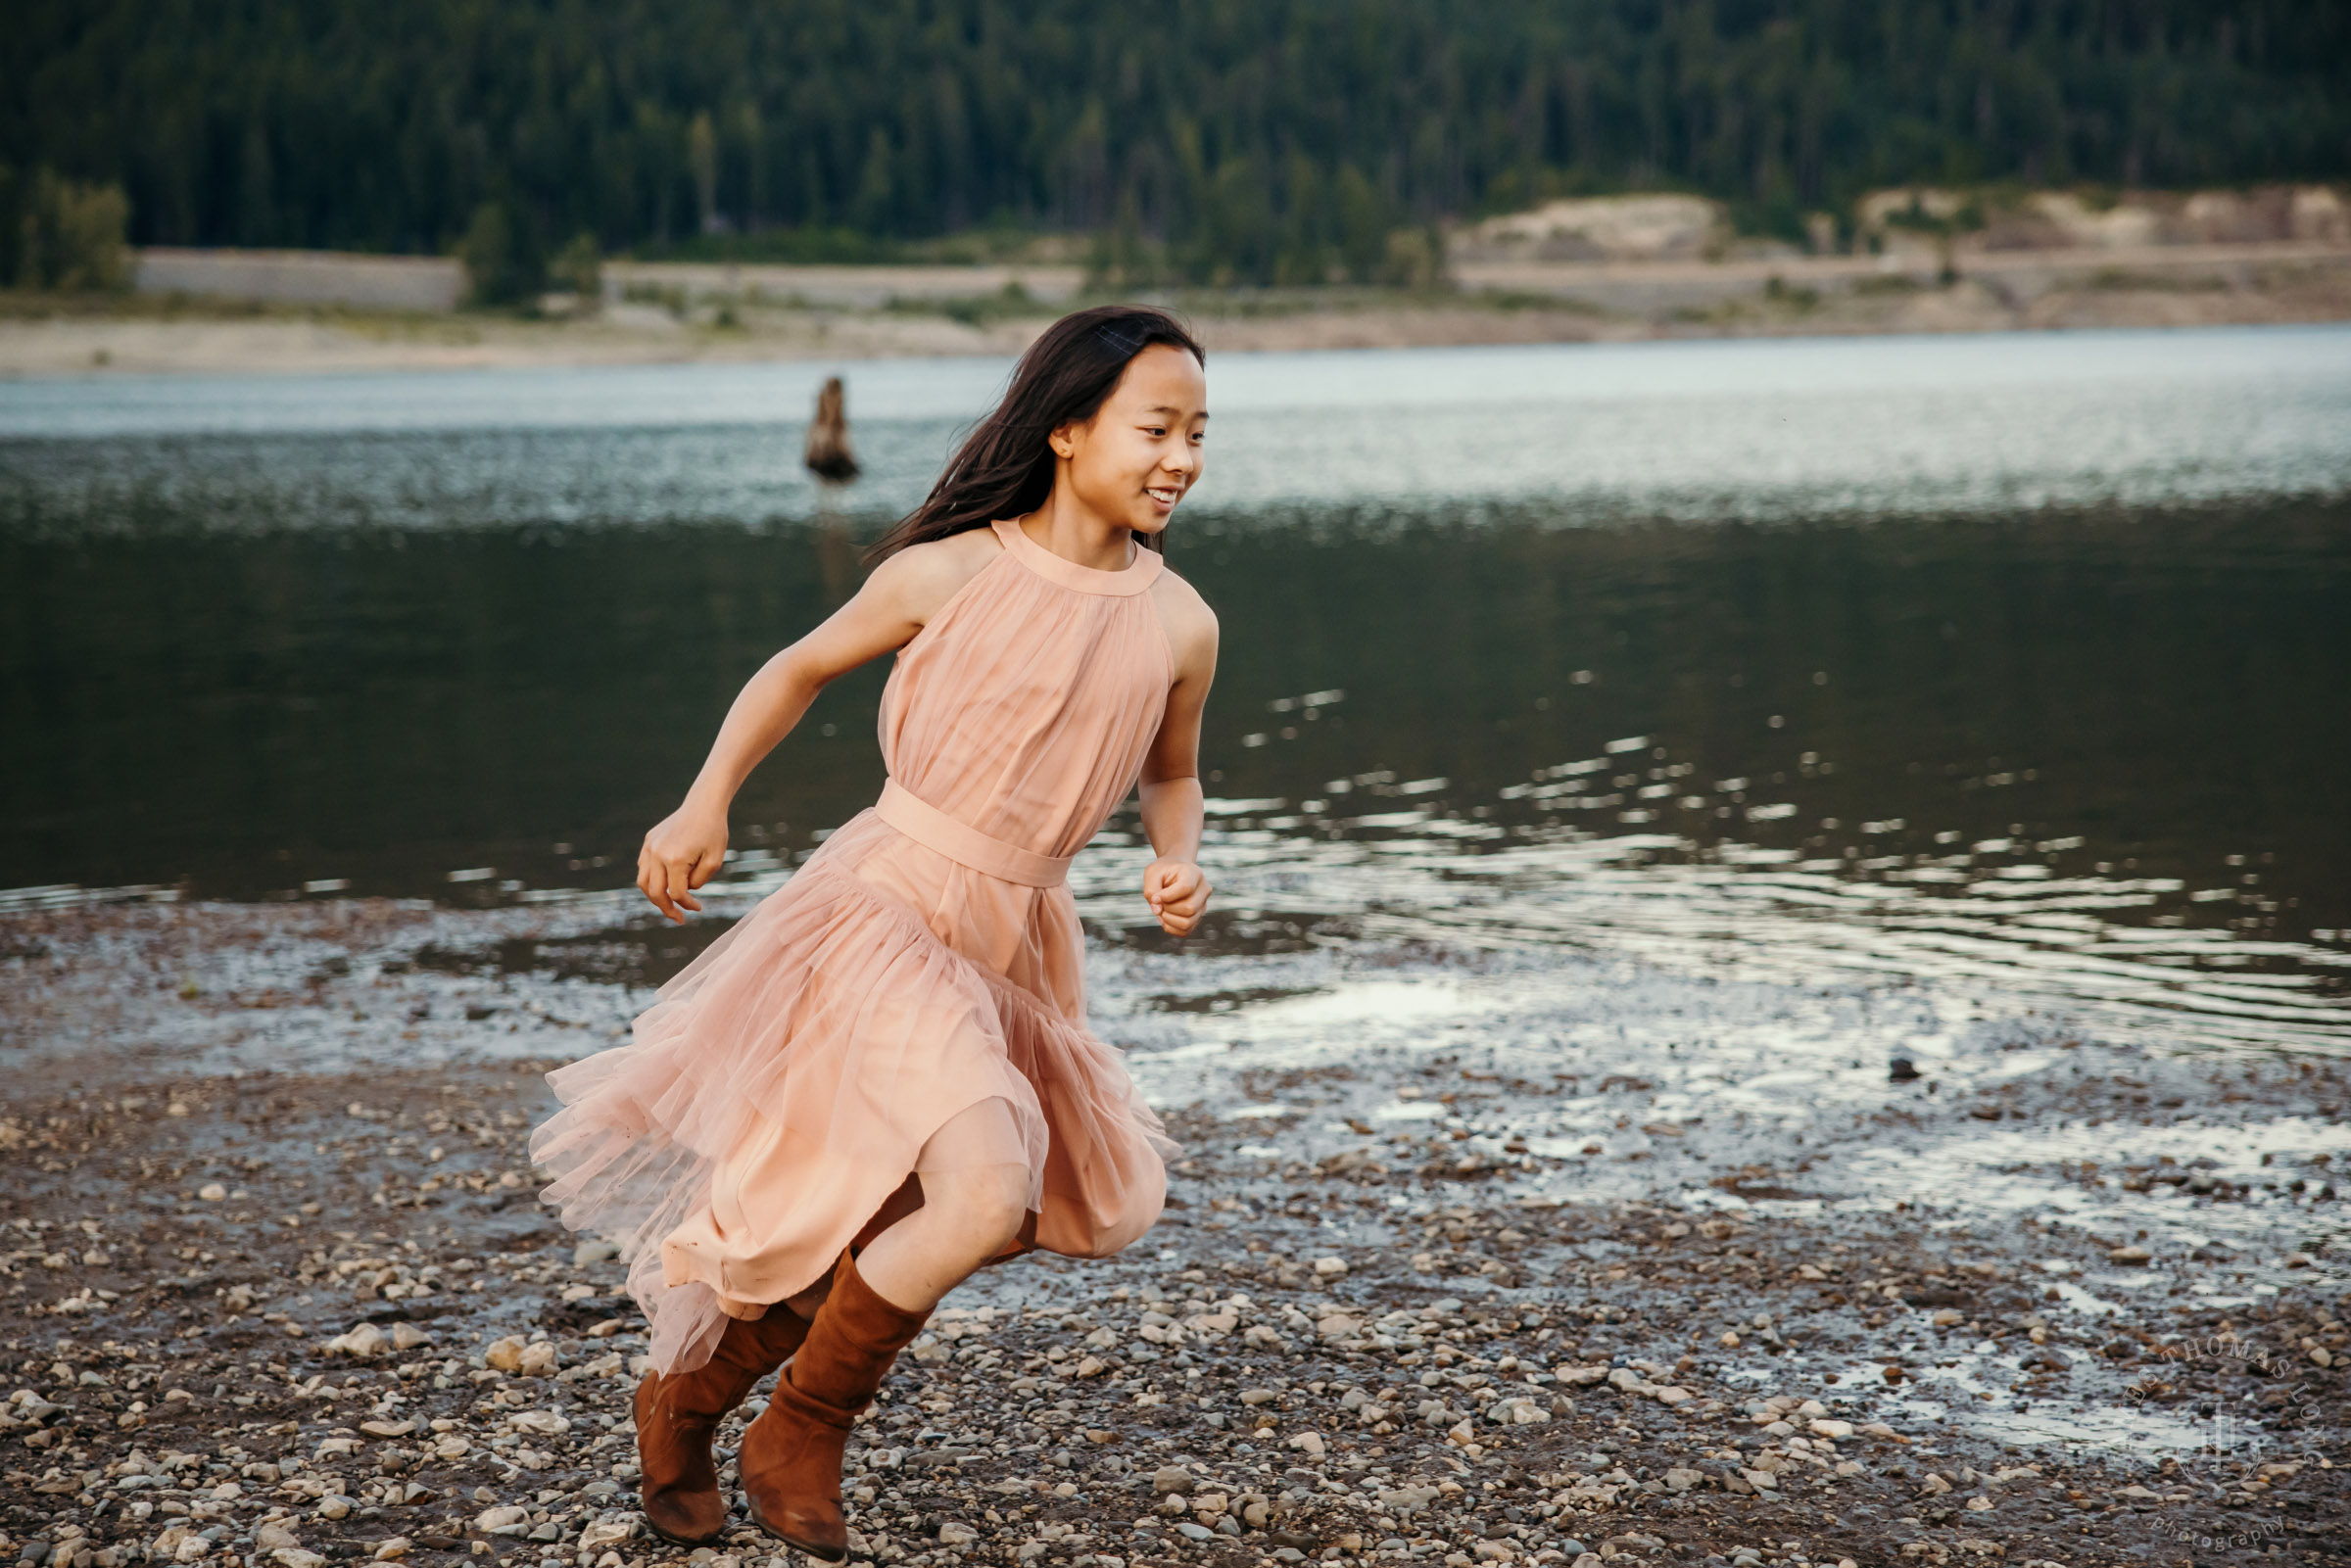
[991,518,1164,596]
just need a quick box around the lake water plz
[4,325,2348,1053]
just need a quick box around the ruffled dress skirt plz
[530,810,1174,1372]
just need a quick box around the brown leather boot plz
[739,1251,930,1562]
[634,1307,810,1545]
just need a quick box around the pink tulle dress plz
[532,520,1177,1373]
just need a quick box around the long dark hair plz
[864,305,1204,563]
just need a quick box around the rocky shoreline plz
[2,895,2345,1568]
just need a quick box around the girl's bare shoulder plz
[1149,563,1220,675]
[866,527,1006,621]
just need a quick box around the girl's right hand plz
[638,804,729,923]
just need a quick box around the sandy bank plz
[7,248,2350,379]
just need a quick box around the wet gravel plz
[2,902,2347,1568]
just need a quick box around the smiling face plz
[1050,343,1209,538]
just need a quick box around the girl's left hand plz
[1142,858,1212,936]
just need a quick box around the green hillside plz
[7,0,2348,286]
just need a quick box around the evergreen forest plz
[7,0,2349,286]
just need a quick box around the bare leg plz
[718,1170,935,1322]
[853,1162,1029,1312]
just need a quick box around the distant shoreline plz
[5,244,2350,378]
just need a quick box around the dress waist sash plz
[874,779,1076,888]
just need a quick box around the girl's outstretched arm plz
[1138,578,1221,936]
[637,534,994,923]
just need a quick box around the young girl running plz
[531,306,1218,1562]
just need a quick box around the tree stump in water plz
[804,376,860,482]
